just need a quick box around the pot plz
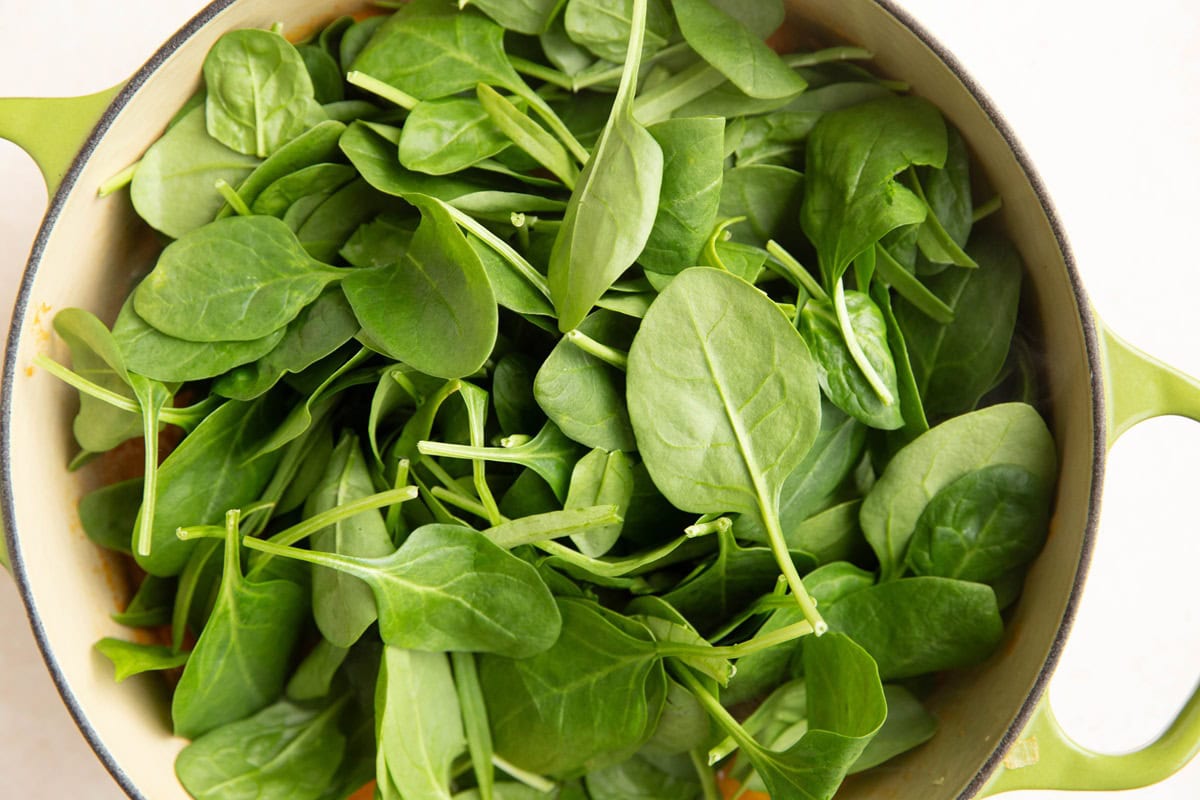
[1,1,1198,798]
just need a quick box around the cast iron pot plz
[2,1,1199,798]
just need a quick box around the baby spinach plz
[640,116,725,275]
[564,0,675,63]
[850,685,938,774]
[134,215,343,343]
[906,463,1052,583]
[548,0,664,331]
[343,195,497,379]
[564,449,634,557]
[467,0,563,35]
[627,267,825,631]
[52,308,141,454]
[95,638,189,682]
[859,402,1056,580]
[399,96,513,176]
[172,511,308,739]
[251,163,358,218]
[175,697,348,800]
[229,119,347,213]
[477,85,578,189]
[130,106,260,239]
[244,524,560,657]
[203,29,324,158]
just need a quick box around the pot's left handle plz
[0,85,123,573]
[981,316,1200,795]
[0,87,124,196]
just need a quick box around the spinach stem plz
[572,42,692,91]
[873,243,954,323]
[691,748,723,800]
[97,160,140,197]
[508,56,574,91]
[436,199,552,299]
[518,89,590,165]
[833,279,894,406]
[453,651,496,800]
[565,329,628,371]
[759,501,827,635]
[346,70,419,110]
[670,663,760,763]
[133,386,164,557]
[214,179,252,217]
[491,754,556,793]
[782,46,873,68]
[685,516,731,538]
[704,217,743,273]
[431,486,491,520]
[657,621,813,661]
[973,194,1003,222]
[633,61,726,125]
[419,454,474,499]
[765,241,828,302]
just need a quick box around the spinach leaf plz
[915,127,973,269]
[130,106,260,239]
[230,119,347,213]
[52,308,141,454]
[481,598,667,775]
[203,29,324,157]
[468,234,556,317]
[309,434,394,648]
[719,164,804,246]
[801,96,947,285]
[299,44,344,105]
[133,215,343,343]
[585,753,701,799]
[822,576,1003,680]
[706,0,784,38]
[377,647,465,800]
[548,0,664,331]
[175,697,347,800]
[244,524,561,657]
[477,84,579,189]
[640,116,725,275]
[467,0,563,35]
[111,572,174,628]
[172,511,308,738]
[135,397,283,576]
[493,353,543,435]
[400,96,512,176]
[564,449,634,557]
[906,464,1052,583]
[897,231,1023,417]
[672,0,806,100]
[564,0,676,63]
[798,292,904,430]
[113,298,286,383]
[534,310,638,452]
[859,402,1056,580]
[849,685,937,774]
[287,639,350,702]
[626,267,824,629]
[213,288,360,401]
[297,179,394,263]
[95,638,188,682]
[341,214,415,268]
[342,194,497,379]
[251,163,357,218]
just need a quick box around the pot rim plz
[0,1,1107,798]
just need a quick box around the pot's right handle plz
[981,315,1200,795]
[0,87,123,196]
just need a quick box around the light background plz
[1,1,1198,798]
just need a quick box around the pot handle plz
[981,315,1200,795]
[0,87,123,196]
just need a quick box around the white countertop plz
[2,1,1199,798]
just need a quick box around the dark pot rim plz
[0,1,1106,798]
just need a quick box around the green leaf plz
[548,0,664,331]
[251,163,357,218]
[564,449,634,557]
[204,29,324,157]
[245,525,561,657]
[906,464,1052,583]
[172,514,307,738]
[130,106,260,239]
[564,0,675,63]
[849,685,937,774]
[231,119,347,213]
[534,310,638,452]
[640,116,725,275]
[308,434,394,648]
[477,84,578,189]
[400,96,513,176]
[859,402,1056,580]
[661,529,787,634]
[95,638,188,682]
[467,0,563,34]
[287,639,350,701]
[897,232,1023,417]
[481,598,667,774]
[801,96,947,285]
[133,215,342,343]
[112,298,286,383]
[798,292,904,430]
[822,576,1003,680]
[377,647,465,800]
[719,165,804,245]
[52,308,140,454]
[176,698,347,800]
[672,0,806,100]
[342,194,497,379]
[111,573,174,628]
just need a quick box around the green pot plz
[1,1,1197,798]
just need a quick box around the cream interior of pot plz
[4,0,1098,797]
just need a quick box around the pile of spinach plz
[40,1,1057,798]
